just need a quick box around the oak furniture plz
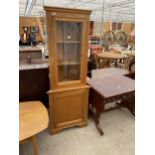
[96,52,128,67]
[19,101,49,155]
[87,75,135,136]
[96,52,128,60]
[44,6,92,134]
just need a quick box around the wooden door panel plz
[53,89,87,127]
[51,17,88,89]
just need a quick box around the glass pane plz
[56,21,81,82]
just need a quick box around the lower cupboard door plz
[52,88,88,128]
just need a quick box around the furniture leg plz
[119,94,135,117]
[89,89,104,135]
[94,109,104,136]
[32,136,38,155]
[114,60,117,67]
[127,96,135,117]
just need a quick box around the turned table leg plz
[90,89,105,136]
[94,109,104,136]
[119,93,135,117]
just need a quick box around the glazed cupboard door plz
[52,18,87,88]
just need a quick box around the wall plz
[123,23,133,34]
[19,17,135,43]
[93,21,111,35]
[92,21,135,36]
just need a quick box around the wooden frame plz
[30,26,39,36]
[52,17,87,89]
[45,6,92,134]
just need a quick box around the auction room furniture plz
[121,50,135,56]
[88,54,104,70]
[19,47,49,107]
[44,6,92,134]
[128,55,135,72]
[19,101,49,155]
[89,45,103,55]
[19,57,49,108]
[116,54,135,79]
[19,68,49,108]
[87,75,135,136]
[96,52,128,67]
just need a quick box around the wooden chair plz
[88,54,106,77]
[88,54,98,71]
[116,54,135,71]
[19,101,49,155]
[116,58,126,69]
[89,53,109,69]
[124,55,135,71]
[128,57,135,73]
[98,58,109,68]
[127,56,135,79]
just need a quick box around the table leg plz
[94,109,104,136]
[32,136,38,155]
[127,96,135,117]
[119,94,135,117]
[89,89,105,135]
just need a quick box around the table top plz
[121,50,135,56]
[96,52,127,59]
[19,101,49,141]
[19,58,49,70]
[91,67,130,79]
[87,75,135,98]
[19,63,48,70]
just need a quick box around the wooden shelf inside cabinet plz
[57,41,81,44]
[44,6,92,134]
[58,61,80,66]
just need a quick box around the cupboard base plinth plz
[50,121,87,135]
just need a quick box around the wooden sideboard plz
[19,68,49,108]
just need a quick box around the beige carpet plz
[19,108,135,155]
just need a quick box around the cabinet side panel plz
[80,19,89,84]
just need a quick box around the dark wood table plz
[87,75,135,136]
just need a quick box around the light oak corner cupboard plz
[44,6,92,134]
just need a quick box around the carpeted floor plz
[19,108,135,155]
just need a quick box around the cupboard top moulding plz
[44,6,92,16]
[44,6,92,90]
